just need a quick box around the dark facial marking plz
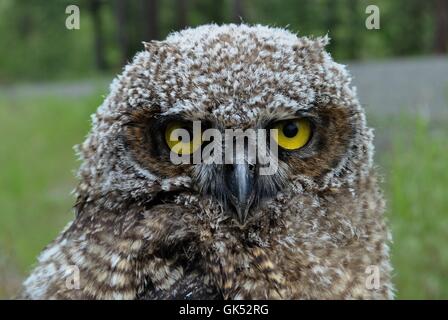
[284,104,355,182]
[122,108,192,178]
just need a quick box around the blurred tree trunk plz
[232,0,245,23]
[325,0,338,57]
[142,0,159,40]
[407,1,426,54]
[434,0,448,53]
[295,0,310,34]
[177,0,188,30]
[209,0,225,24]
[347,0,360,59]
[18,12,33,39]
[392,0,428,56]
[89,0,107,70]
[115,0,129,66]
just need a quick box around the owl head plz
[76,24,373,227]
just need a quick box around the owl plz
[20,24,393,299]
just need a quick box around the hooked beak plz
[224,163,256,224]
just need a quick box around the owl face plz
[81,24,373,228]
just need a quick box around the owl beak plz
[224,163,256,225]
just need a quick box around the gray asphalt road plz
[348,56,448,118]
[0,77,110,98]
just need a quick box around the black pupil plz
[282,122,298,138]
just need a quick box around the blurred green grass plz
[376,115,448,299]
[0,91,447,299]
[0,92,102,297]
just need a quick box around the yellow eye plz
[272,118,312,150]
[165,122,201,155]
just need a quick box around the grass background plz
[0,88,447,299]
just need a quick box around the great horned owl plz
[21,24,393,299]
